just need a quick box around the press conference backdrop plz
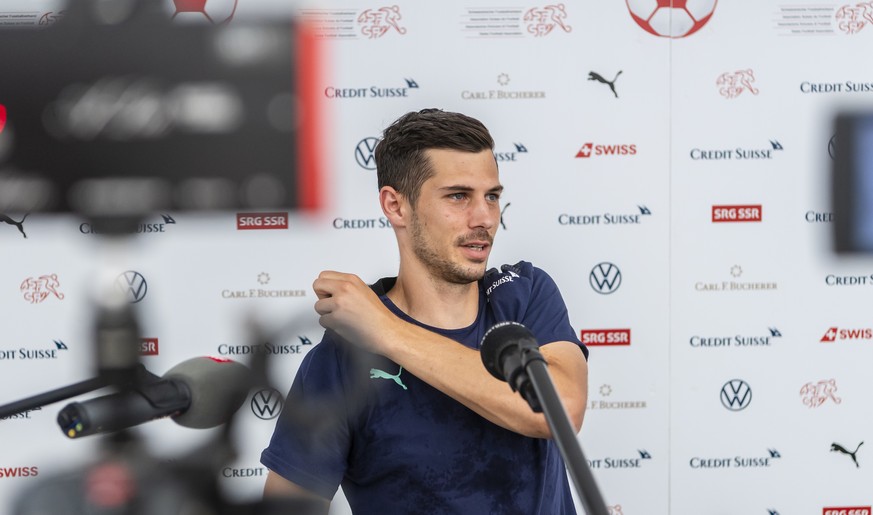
[1,1,871,514]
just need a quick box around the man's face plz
[408,148,502,284]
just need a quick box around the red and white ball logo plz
[166,0,238,25]
[626,0,716,38]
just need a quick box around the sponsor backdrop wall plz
[1,1,871,514]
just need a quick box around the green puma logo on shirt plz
[369,365,407,390]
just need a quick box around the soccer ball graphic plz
[166,0,238,25]
[626,0,717,38]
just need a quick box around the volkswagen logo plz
[590,262,621,294]
[251,388,283,420]
[355,137,380,170]
[115,271,147,303]
[720,379,752,411]
[828,133,837,160]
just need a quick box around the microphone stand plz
[519,347,609,515]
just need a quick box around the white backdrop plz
[1,1,872,514]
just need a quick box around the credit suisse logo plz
[581,329,631,346]
[0,340,69,362]
[559,206,652,226]
[825,273,873,286]
[823,508,871,515]
[821,327,872,342]
[575,142,637,158]
[712,204,762,222]
[0,407,41,421]
[80,214,176,235]
[689,448,782,469]
[800,80,873,94]
[587,449,652,469]
[495,142,528,162]
[324,78,419,99]
[236,212,288,230]
[690,327,782,348]
[690,140,783,160]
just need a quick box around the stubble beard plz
[409,212,490,285]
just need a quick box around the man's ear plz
[380,186,409,228]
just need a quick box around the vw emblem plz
[115,271,148,303]
[720,379,752,411]
[251,388,283,420]
[589,262,621,294]
[355,137,380,170]
[828,133,837,161]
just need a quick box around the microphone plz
[57,357,251,438]
[480,321,544,412]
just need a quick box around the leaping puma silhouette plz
[0,213,27,238]
[831,441,863,467]
[588,70,623,98]
[370,365,407,390]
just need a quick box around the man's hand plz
[312,271,394,352]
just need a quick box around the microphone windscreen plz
[480,321,536,381]
[163,357,251,429]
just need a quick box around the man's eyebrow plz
[438,185,504,193]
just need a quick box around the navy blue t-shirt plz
[261,262,587,514]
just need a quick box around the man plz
[261,109,589,514]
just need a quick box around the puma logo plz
[0,213,28,238]
[831,441,863,467]
[588,70,622,98]
[370,366,407,390]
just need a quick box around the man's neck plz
[386,269,481,330]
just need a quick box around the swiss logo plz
[820,327,872,342]
[236,212,289,230]
[581,329,631,346]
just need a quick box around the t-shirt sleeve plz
[260,338,351,499]
[524,265,589,360]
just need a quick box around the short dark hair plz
[375,108,494,206]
